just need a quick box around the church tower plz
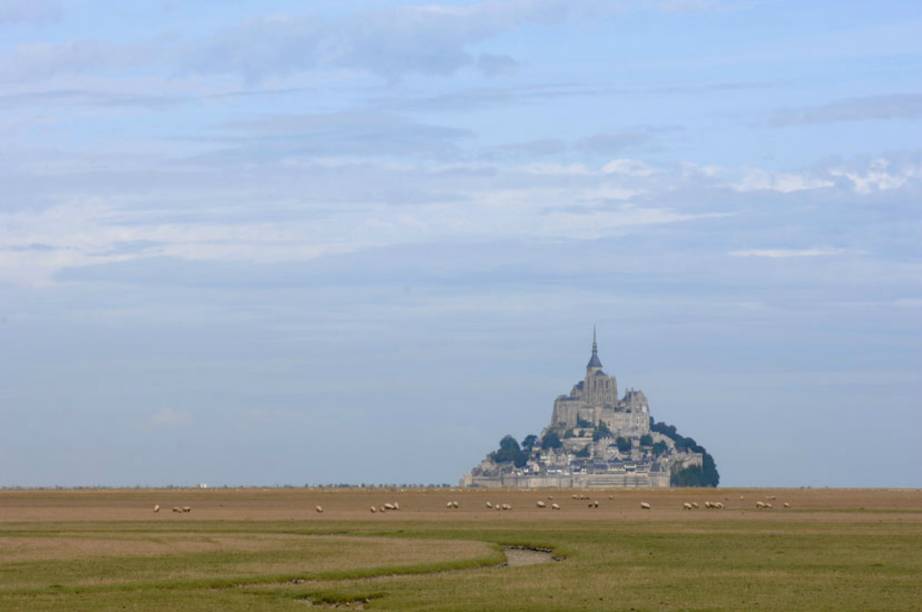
[584,326,617,407]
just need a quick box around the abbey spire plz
[586,325,603,371]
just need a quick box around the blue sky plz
[1,0,921,487]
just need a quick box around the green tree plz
[521,434,538,450]
[640,434,653,446]
[541,431,563,450]
[652,441,668,456]
[616,437,632,453]
[490,435,528,467]
[575,445,591,458]
[593,422,613,441]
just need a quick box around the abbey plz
[551,329,651,438]
[463,330,718,488]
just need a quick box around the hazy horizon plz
[1,0,921,488]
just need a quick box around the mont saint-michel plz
[464,331,719,488]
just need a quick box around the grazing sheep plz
[547,495,554,500]
[704,501,713,509]
[446,501,453,509]
[640,502,651,510]
[495,505,502,511]
[536,500,546,508]
[393,502,400,510]
[783,502,791,508]
[182,506,191,513]
[485,501,493,509]
[315,505,323,513]
[756,501,766,509]
[501,503,511,510]
[453,501,460,508]
[571,494,579,500]
[587,501,599,509]
[683,502,693,510]
[370,506,377,513]
[691,502,699,509]
[765,502,773,509]
[172,506,182,513]
[608,495,614,500]
[768,495,777,500]
[551,503,561,510]
[384,503,395,510]
[714,502,724,509]
[153,504,160,513]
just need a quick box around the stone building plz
[550,328,650,438]
[463,329,707,489]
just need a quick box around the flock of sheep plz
[149,495,792,515]
[152,504,191,513]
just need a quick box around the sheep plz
[370,506,377,513]
[182,506,191,513]
[704,501,713,509]
[767,495,777,501]
[172,506,182,513]
[756,501,766,509]
[485,501,493,509]
[495,505,502,511]
[714,502,724,509]
[453,501,460,508]
[153,504,160,513]
[640,502,651,510]
[608,495,614,500]
[501,503,511,510]
[765,502,773,509]
[691,502,699,509]
[683,502,693,510]
[446,501,452,509]
[536,500,546,508]
[393,502,400,510]
[547,495,554,500]
[383,503,395,511]
[783,502,791,508]
[588,501,599,509]
[571,494,579,500]
[315,505,323,513]
[551,503,561,510]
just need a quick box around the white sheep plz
[153,504,160,513]
[551,503,561,510]
[315,505,323,513]
[640,502,651,510]
[393,502,400,510]
[383,503,395,510]
[172,506,182,513]
[536,500,546,508]
[370,506,377,513]
[683,502,693,510]
[783,502,791,508]
[485,501,493,509]
[182,506,191,513]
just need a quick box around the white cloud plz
[729,248,851,258]
[601,158,658,177]
[148,408,191,427]
[733,169,834,193]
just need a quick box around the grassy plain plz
[1,487,921,610]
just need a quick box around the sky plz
[1,0,921,488]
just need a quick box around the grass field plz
[1,487,921,610]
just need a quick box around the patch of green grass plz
[2,511,922,610]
